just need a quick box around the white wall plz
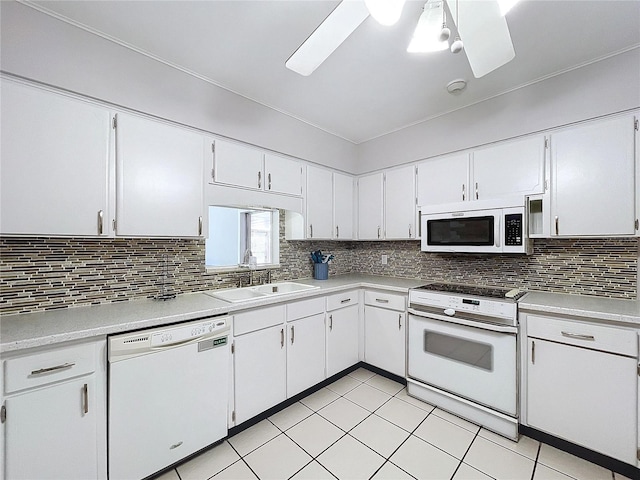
[356,48,640,174]
[0,1,358,173]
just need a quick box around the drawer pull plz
[30,362,75,376]
[340,298,351,304]
[561,331,595,341]
[375,298,389,303]
[83,383,89,414]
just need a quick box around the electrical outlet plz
[381,254,388,265]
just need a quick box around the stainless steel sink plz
[205,282,318,303]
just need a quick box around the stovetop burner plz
[415,282,526,301]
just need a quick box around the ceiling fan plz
[285,0,518,78]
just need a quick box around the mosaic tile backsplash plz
[1,225,638,314]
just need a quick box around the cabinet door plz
[326,305,359,377]
[357,173,384,240]
[1,80,111,236]
[550,116,636,236]
[264,153,303,196]
[287,314,326,397]
[116,113,204,237]
[234,324,286,424]
[364,306,405,377]
[306,165,334,239]
[527,338,637,464]
[416,153,469,207]
[472,136,546,200]
[333,172,354,239]
[5,376,99,480]
[385,166,417,240]
[212,138,264,189]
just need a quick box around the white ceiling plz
[28,0,640,144]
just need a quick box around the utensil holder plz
[313,263,329,280]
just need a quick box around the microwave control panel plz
[504,214,523,246]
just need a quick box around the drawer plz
[364,290,406,312]
[527,314,638,357]
[287,296,325,322]
[326,290,359,312]
[234,304,286,336]
[4,341,97,394]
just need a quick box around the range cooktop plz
[414,282,527,301]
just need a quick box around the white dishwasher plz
[108,316,230,480]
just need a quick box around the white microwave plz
[420,198,532,254]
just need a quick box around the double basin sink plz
[205,282,319,303]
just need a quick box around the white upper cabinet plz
[306,165,334,239]
[384,165,417,240]
[115,113,204,237]
[357,173,384,240]
[416,153,469,207]
[211,138,263,189]
[264,153,303,196]
[1,79,112,236]
[333,172,354,240]
[472,136,546,200]
[550,115,637,236]
[211,138,302,196]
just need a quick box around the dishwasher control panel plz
[109,317,230,362]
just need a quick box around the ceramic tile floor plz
[158,369,632,480]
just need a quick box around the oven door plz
[408,312,517,416]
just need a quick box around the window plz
[205,206,279,269]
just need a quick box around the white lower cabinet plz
[364,291,406,377]
[1,339,107,480]
[287,313,326,398]
[233,306,287,425]
[525,314,638,465]
[326,292,360,377]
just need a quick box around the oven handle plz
[408,308,517,334]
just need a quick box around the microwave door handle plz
[495,216,501,248]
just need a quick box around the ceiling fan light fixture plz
[365,0,406,26]
[407,0,449,53]
[450,36,463,53]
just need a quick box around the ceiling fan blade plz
[286,1,370,76]
[446,0,515,78]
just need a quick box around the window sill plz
[205,264,281,275]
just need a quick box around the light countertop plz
[519,291,640,326]
[0,274,424,354]
[3,274,639,354]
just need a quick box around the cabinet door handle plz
[280,328,284,348]
[83,383,89,414]
[462,184,465,201]
[198,216,203,236]
[398,313,402,330]
[555,216,559,235]
[211,143,216,180]
[268,173,272,190]
[475,182,479,200]
[561,331,595,341]
[531,340,535,364]
[309,224,313,238]
[30,362,75,376]
[258,171,262,189]
[408,224,412,238]
[375,298,389,304]
[377,226,381,239]
[336,225,339,238]
[97,210,104,235]
[291,325,295,344]
[329,315,333,331]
